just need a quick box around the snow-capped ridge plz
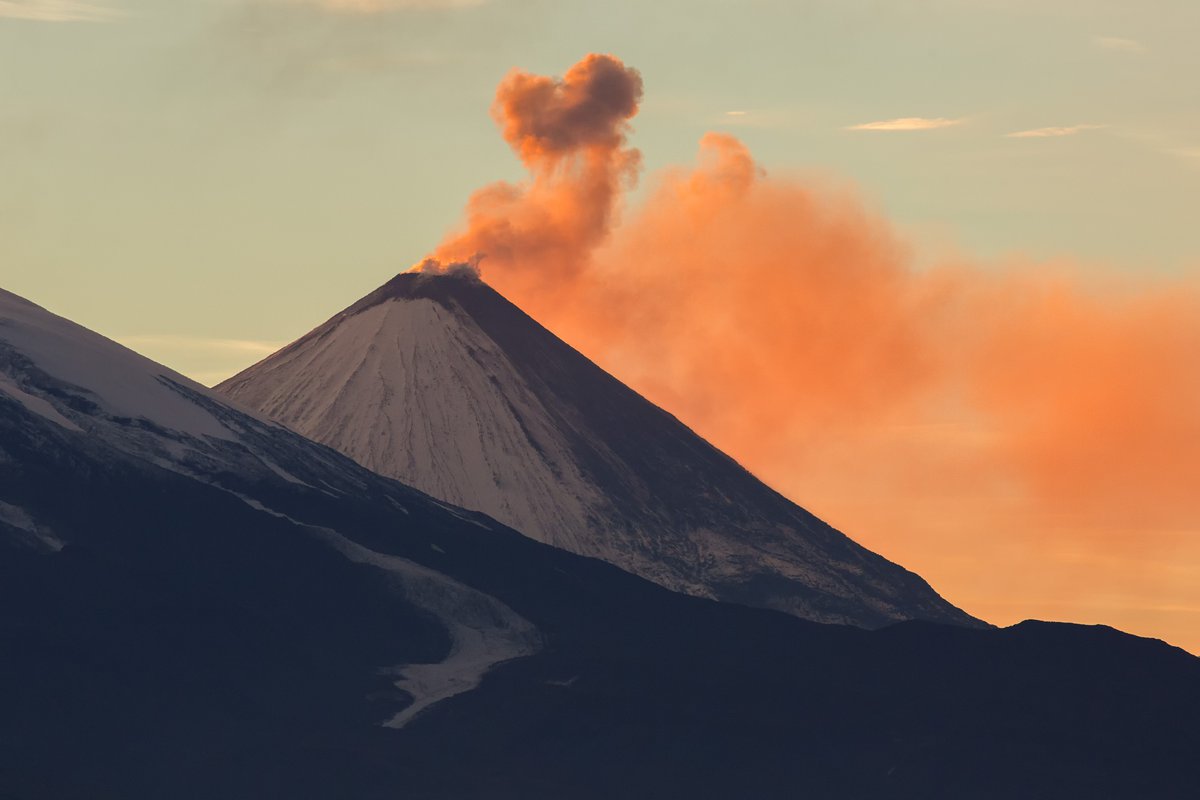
[0,288,245,440]
[0,285,545,728]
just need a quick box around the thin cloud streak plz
[113,335,288,387]
[714,108,808,130]
[1109,128,1200,169]
[115,335,287,357]
[1169,148,1200,169]
[847,117,963,132]
[0,0,119,21]
[1007,124,1106,139]
[1093,36,1145,53]
[272,0,488,12]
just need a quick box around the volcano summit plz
[220,270,976,629]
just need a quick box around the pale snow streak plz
[1007,124,1106,139]
[0,0,118,21]
[846,117,963,132]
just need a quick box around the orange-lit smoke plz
[421,55,1200,651]
[423,52,642,302]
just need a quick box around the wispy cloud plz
[1167,147,1200,168]
[0,0,119,21]
[272,0,488,11]
[1093,35,1145,53]
[1105,128,1200,170]
[711,108,811,130]
[115,335,286,357]
[113,335,286,386]
[846,117,963,132]
[1007,124,1106,139]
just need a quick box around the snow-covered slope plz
[219,272,977,628]
[0,287,538,727]
[0,289,235,440]
[223,296,603,555]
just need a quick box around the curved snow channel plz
[0,500,63,552]
[322,530,542,728]
[233,496,541,728]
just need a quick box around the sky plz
[3,0,1199,651]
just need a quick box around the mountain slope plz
[3,286,1200,798]
[0,287,541,728]
[220,271,975,628]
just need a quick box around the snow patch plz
[327,531,541,728]
[255,454,313,488]
[0,373,84,433]
[232,493,540,728]
[0,500,64,552]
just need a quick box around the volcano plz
[5,285,1200,798]
[219,270,974,628]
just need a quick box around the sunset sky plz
[3,0,1199,652]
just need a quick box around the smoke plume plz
[421,53,642,303]
[419,55,1200,652]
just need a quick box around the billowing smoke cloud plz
[422,53,642,299]
[420,55,1200,652]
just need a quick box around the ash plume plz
[415,53,642,291]
[415,53,1200,643]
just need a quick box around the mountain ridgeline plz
[3,286,1200,798]
[219,271,976,629]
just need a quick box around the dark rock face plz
[220,273,979,629]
